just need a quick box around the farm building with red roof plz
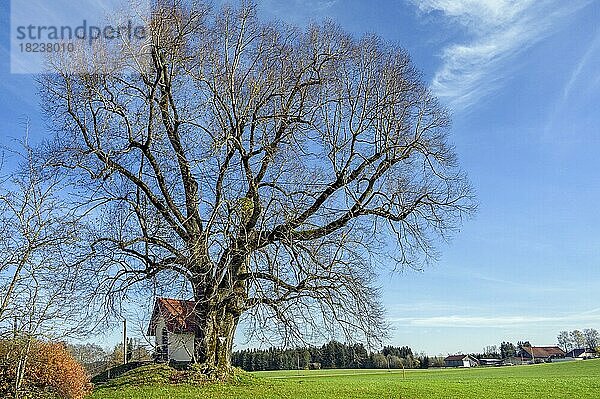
[521,346,565,361]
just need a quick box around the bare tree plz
[40,1,474,372]
[557,330,571,352]
[570,330,586,349]
[0,137,93,395]
[0,140,93,339]
[583,328,599,350]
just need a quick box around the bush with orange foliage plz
[0,339,92,399]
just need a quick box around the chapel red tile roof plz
[147,297,198,335]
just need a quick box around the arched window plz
[162,327,168,347]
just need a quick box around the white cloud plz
[562,31,600,102]
[390,308,600,328]
[411,0,590,109]
[416,0,535,32]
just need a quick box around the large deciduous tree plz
[40,1,474,372]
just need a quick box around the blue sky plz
[1,0,600,355]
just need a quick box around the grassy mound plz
[91,361,153,385]
[99,363,256,390]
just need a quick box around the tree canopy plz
[40,1,474,370]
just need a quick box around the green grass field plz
[91,359,600,399]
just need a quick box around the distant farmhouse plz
[521,346,565,362]
[147,298,197,363]
[444,354,479,368]
[565,348,597,359]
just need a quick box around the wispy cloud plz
[450,268,579,294]
[388,302,482,314]
[410,0,590,109]
[561,30,600,102]
[391,307,600,328]
[543,29,600,139]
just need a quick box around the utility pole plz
[123,318,127,365]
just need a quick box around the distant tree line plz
[232,341,445,371]
[471,341,546,360]
[469,345,501,360]
[557,329,599,352]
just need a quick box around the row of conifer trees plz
[232,341,443,371]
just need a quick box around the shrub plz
[0,339,91,399]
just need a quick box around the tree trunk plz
[193,304,240,372]
[194,288,244,373]
[191,257,247,373]
[14,337,33,399]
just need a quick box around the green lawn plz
[91,359,600,399]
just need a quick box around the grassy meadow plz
[91,358,600,399]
